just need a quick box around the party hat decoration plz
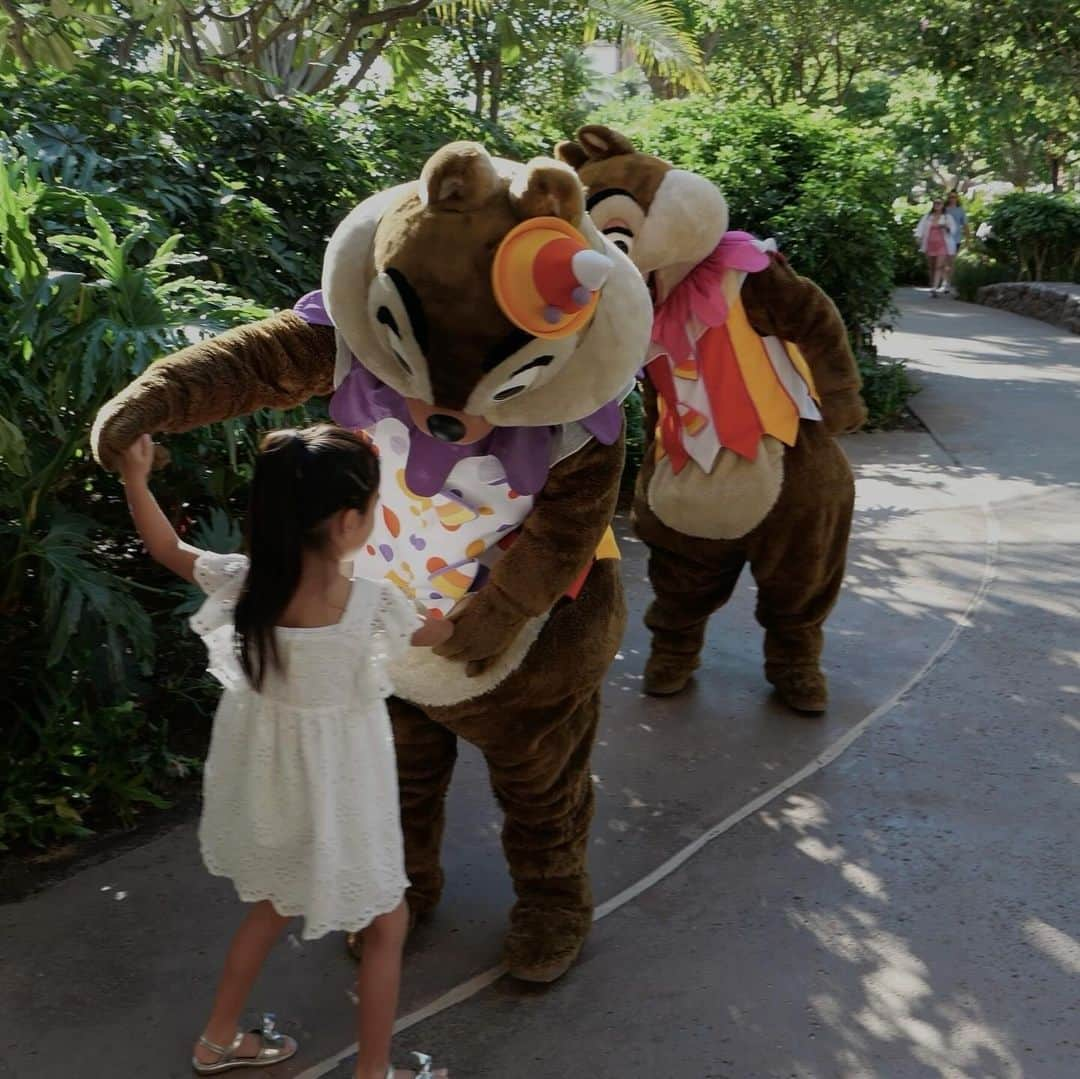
[492,216,612,339]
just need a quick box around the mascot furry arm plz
[741,258,867,435]
[91,313,335,469]
[437,434,622,670]
[92,151,640,674]
[91,312,622,670]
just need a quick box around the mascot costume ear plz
[560,122,866,714]
[92,138,652,986]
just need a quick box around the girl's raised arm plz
[117,435,203,583]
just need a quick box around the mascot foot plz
[504,906,591,984]
[642,653,698,697]
[768,666,828,714]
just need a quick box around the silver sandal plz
[192,1014,298,1074]
[387,1052,444,1078]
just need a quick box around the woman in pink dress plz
[915,198,957,297]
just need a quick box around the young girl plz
[116,426,450,1079]
[915,197,958,297]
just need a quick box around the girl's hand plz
[117,434,156,485]
[411,614,454,648]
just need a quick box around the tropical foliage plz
[0,1,703,101]
[0,70,537,850]
[0,143,269,848]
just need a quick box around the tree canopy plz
[2,0,1075,187]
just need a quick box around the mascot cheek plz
[634,170,730,275]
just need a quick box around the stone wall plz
[977,282,1080,334]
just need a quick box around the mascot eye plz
[586,193,644,259]
[490,355,554,402]
[377,305,413,375]
[604,226,635,256]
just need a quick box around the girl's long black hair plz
[234,425,379,690]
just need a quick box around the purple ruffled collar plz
[294,291,622,498]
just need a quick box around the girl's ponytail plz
[234,432,309,690]
[233,425,378,691]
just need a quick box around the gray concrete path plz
[1,291,1076,1078]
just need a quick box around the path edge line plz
[300,481,999,1079]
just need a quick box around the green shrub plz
[0,64,532,307]
[0,144,298,849]
[951,253,1017,302]
[857,351,918,429]
[620,388,645,502]
[0,700,194,850]
[0,66,537,850]
[596,98,902,348]
[982,192,1080,282]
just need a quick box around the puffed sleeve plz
[373,581,424,664]
[188,551,250,689]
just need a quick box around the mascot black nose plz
[427,414,467,443]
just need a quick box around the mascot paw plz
[767,666,828,714]
[504,906,591,984]
[822,391,869,436]
[433,586,528,674]
[642,652,699,697]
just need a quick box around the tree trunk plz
[488,53,502,124]
[114,22,144,67]
[647,73,677,99]
[472,62,485,118]
[0,0,35,69]
[1049,155,1062,193]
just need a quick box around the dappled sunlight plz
[841,862,887,901]
[765,789,1030,1079]
[841,537,982,628]
[891,342,1079,384]
[855,458,1054,515]
[1022,918,1080,976]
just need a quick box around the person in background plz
[942,191,971,295]
[914,197,957,297]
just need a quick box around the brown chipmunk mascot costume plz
[557,126,866,713]
[92,143,651,982]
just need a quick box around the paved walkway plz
[2,291,1077,1078]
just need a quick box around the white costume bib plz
[351,417,535,620]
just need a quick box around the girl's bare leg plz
[194,900,291,1063]
[930,256,945,291]
[354,901,408,1079]
[353,901,447,1079]
[927,255,936,288]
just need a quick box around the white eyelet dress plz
[190,551,420,940]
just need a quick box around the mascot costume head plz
[557,125,867,714]
[93,142,651,982]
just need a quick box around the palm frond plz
[584,0,707,90]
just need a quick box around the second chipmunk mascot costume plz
[557,126,866,713]
[92,143,651,982]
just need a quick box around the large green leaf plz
[0,414,29,476]
[37,511,154,673]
